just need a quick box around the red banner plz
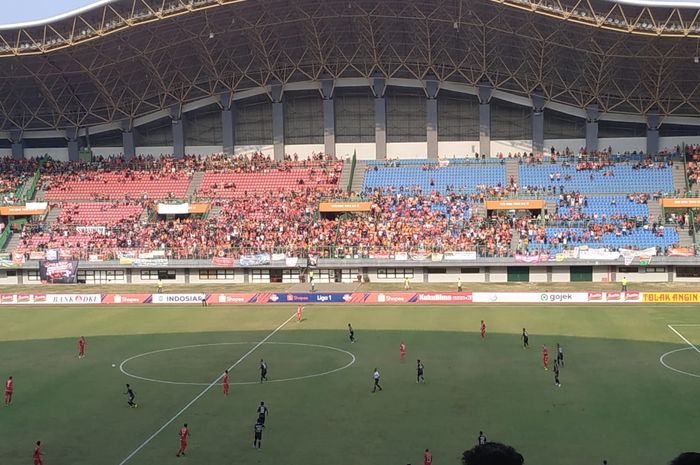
[588,292,603,301]
[624,291,640,301]
[212,256,235,267]
[605,292,621,301]
[414,292,474,303]
[668,247,695,257]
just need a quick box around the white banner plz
[620,247,657,266]
[394,252,409,261]
[76,225,107,234]
[157,203,189,215]
[26,202,48,210]
[578,248,620,261]
[271,253,287,262]
[46,294,101,304]
[285,257,299,267]
[152,293,206,304]
[472,292,590,303]
[443,251,477,261]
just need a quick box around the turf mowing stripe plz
[667,324,700,355]
[117,312,296,465]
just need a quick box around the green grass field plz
[1,303,698,465]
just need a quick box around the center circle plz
[659,347,700,378]
[119,342,356,385]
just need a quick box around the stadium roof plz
[1,0,700,133]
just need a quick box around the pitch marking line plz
[119,341,356,386]
[667,324,700,355]
[118,312,296,465]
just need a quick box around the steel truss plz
[0,0,699,133]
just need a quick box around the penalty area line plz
[117,312,296,465]
[667,324,700,356]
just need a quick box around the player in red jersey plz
[33,441,43,465]
[399,341,406,361]
[4,376,13,406]
[223,370,229,396]
[78,336,86,359]
[480,320,486,340]
[542,345,549,371]
[176,423,190,457]
[296,305,303,323]
[424,448,433,465]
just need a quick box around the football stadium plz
[1,0,700,464]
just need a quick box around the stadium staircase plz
[44,206,62,227]
[505,159,519,187]
[2,233,20,252]
[338,161,354,194]
[349,161,366,194]
[672,163,688,193]
[138,208,150,223]
[207,204,222,219]
[185,171,205,200]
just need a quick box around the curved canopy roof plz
[0,0,699,133]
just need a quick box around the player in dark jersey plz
[556,343,564,366]
[259,359,268,383]
[124,384,137,408]
[256,401,269,425]
[252,421,264,449]
[416,359,425,383]
[348,323,355,343]
[478,431,487,445]
[553,357,561,387]
[522,328,529,348]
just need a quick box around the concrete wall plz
[130,269,186,285]
[593,266,612,283]
[426,267,486,283]
[134,147,173,158]
[529,267,548,283]
[185,146,224,157]
[490,140,533,156]
[386,142,428,159]
[285,144,325,159]
[336,143,376,160]
[367,267,422,284]
[26,148,68,161]
[234,145,274,157]
[489,266,508,283]
[91,147,123,158]
[189,268,244,284]
[615,266,669,283]
[543,139,586,154]
[598,137,646,154]
[437,141,480,158]
[659,136,700,152]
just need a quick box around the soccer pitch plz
[1,303,698,465]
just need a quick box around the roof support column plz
[646,110,660,156]
[221,92,235,156]
[67,128,80,162]
[425,75,439,160]
[271,81,284,161]
[171,105,185,159]
[121,121,135,160]
[478,82,492,157]
[321,77,335,158]
[531,91,545,157]
[10,131,24,161]
[373,75,387,160]
[585,105,599,153]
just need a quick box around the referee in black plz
[372,368,382,392]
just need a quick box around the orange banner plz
[319,202,372,213]
[485,200,545,210]
[0,204,48,216]
[660,198,700,208]
[187,203,210,214]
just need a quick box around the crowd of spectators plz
[0,157,41,204]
